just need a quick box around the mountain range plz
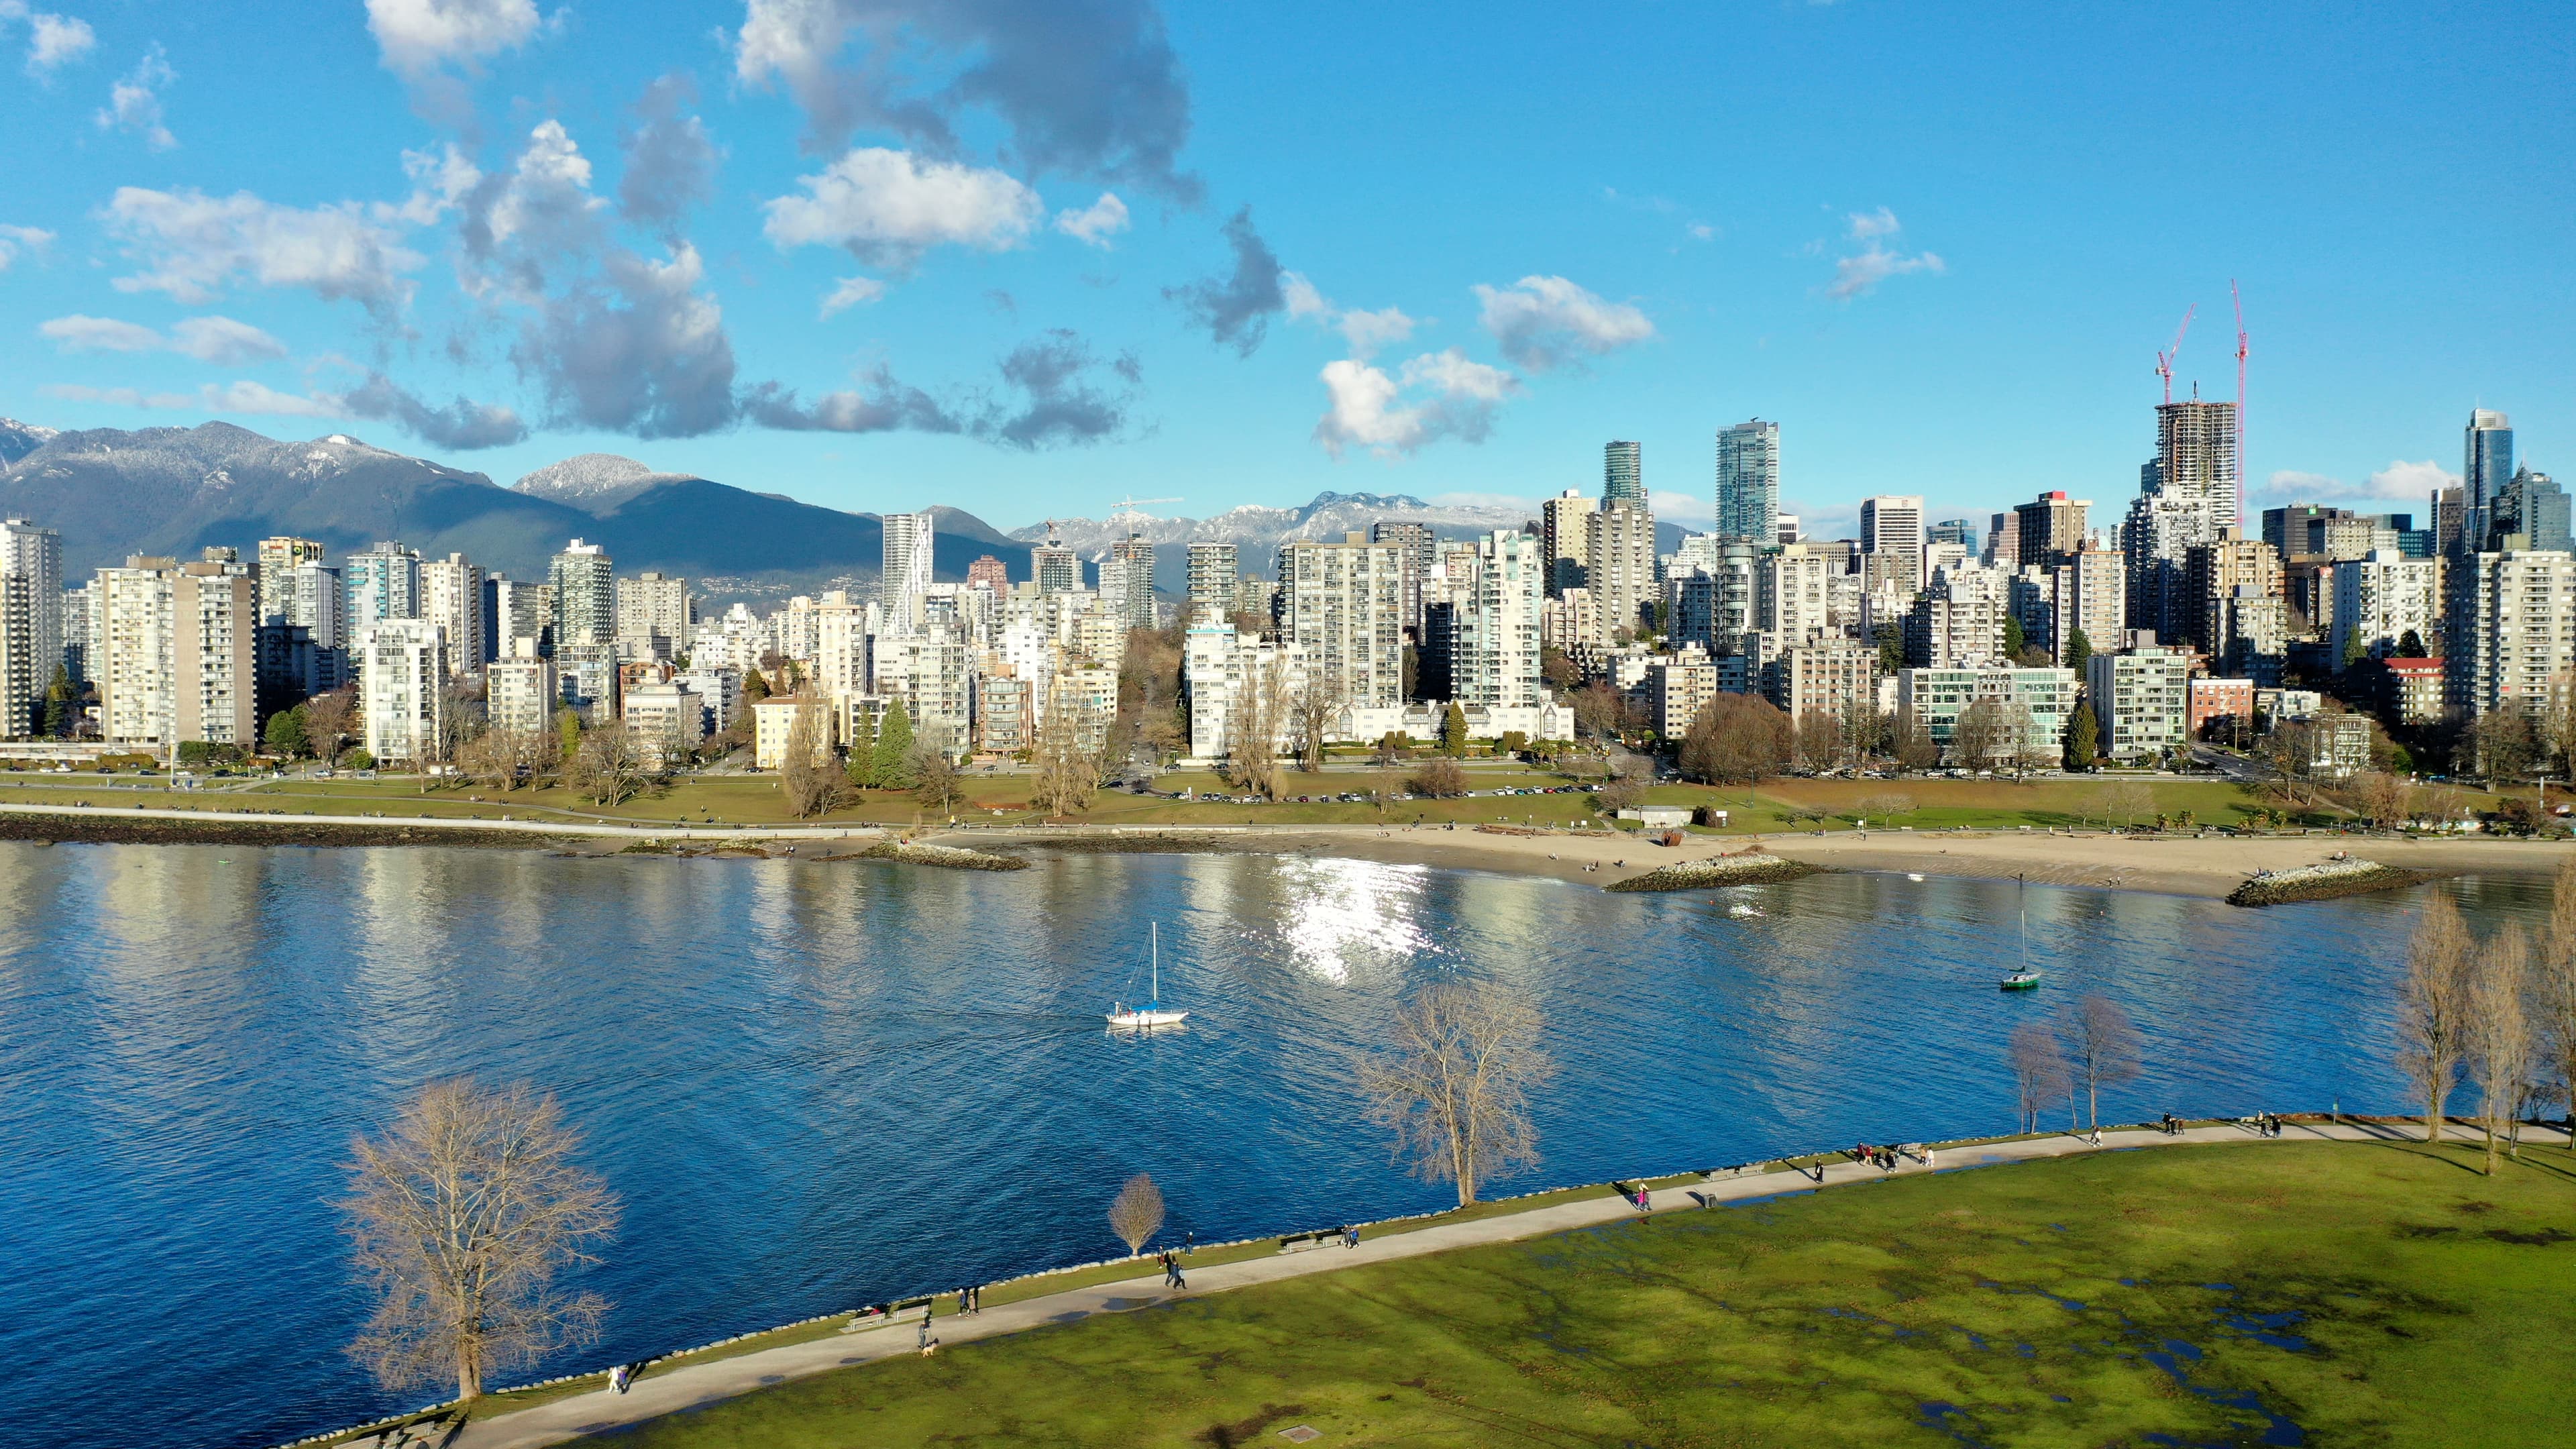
[0,419,1694,606]
[0,422,1036,604]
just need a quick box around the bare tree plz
[780,693,849,818]
[2008,1020,2070,1135]
[1837,702,1888,768]
[341,1080,619,1401]
[2060,995,2142,1136]
[1032,698,1102,816]
[1855,792,1915,826]
[2396,893,2474,1142]
[2349,771,2416,830]
[1358,983,1553,1206]
[2467,924,2535,1174]
[1951,698,2010,772]
[1409,758,1469,798]
[305,687,358,765]
[1288,674,1344,773]
[1220,663,1287,800]
[1677,693,1792,785]
[1791,710,1841,773]
[2538,857,2576,1134]
[1106,1172,1165,1256]
[568,727,657,808]
[1890,708,1939,775]
[2087,782,2155,830]
[913,746,965,818]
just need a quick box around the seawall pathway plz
[433,1116,2571,1449]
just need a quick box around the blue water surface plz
[0,842,2538,1448]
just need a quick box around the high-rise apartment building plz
[1904,562,2010,669]
[2012,492,2090,566]
[1368,521,1436,635]
[421,553,486,676]
[880,511,936,623]
[1421,531,1542,710]
[1585,499,1658,644]
[2463,409,2514,553]
[549,540,615,648]
[1102,535,1157,630]
[966,555,1009,592]
[60,580,95,688]
[489,577,551,656]
[1541,489,1595,598]
[1984,511,2021,568]
[173,561,257,747]
[343,541,421,630]
[2330,549,2440,664]
[485,641,558,737]
[1030,525,1081,596]
[1277,534,1405,707]
[1185,542,1240,627]
[1715,420,1780,545]
[2123,398,2239,641]
[256,537,323,623]
[1860,495,1925,592]
[2444,548,2576,720]
[357,619,449,764]
[1,519,62,735]
[97,558,177,745]
[2051,539,2125,662]
[2489,466,2570,554]
[1603,439,1644,504]
[2182,529,2282,656]
[2088,647,2190,763]
[614,571,694,647]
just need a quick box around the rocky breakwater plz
[856,838,1030,871]
[2226,857,2425,907]
[1605,853,1825,892]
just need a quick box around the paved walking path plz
[427,1116,2570,1449]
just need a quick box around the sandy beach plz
[945,821,2576,899]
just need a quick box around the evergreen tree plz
[557,708,584,763]
[42,664,74,737]
[1874,622,1906,676]
[264,705,309,759]
[741,669,770,702]
[2396,629,2428,659]
[2063,698,2099,772]
[872,698,917,789]
[2343,627,2369,670]
[1440,702,1468,757]
[2003,614,2027,658]
[2063,628,2093,674]
[845,702,879,788]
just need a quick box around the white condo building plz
[2445,549,2576,720]
[1,519,62,736]
[421,553,485,676]
[1277,534,1405,708]
[881,511,936,625]
[1424,531,1542,710]
[358,619,449,764]
[2330,549,2440,663]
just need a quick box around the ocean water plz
[0,841,2538,1449]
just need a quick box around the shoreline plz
[8,803,2573,899]
[368,1115,2567,1449]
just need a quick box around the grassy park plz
[0,765,2483,837]
[581,1140,2575,1448]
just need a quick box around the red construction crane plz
[2232,280,2249,529]
[2155,305,2196,405]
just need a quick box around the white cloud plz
[95,46,174,150]
[1313,347,1519,460]
[1054,192,1130,248]
[381,142,483,227]
[39,311,291,364]
[103,186,423,316]
[2261,462,2461,506]
[1823,209,1945,300]
[1685,221,1715,241]
[762,147,1041,266]
[170,315,288,364]
[38,313,161,352]
[0,223,52,268]
[0,3,95,73]
[42,379,340,416]
[482,119,603,249]
[2368,459,2463,498]
[1472,274,1653,372]
[1278,270,1417,360]
[1846,206,1902,241]
[365,0,539,76]
[1649,488,1713,522]
[818,274,886,317]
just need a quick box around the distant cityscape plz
[0,396,2557,783]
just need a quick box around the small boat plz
[1727,902,1766,919]
[1107,922,1189,1029]
[1999,969,2042,991]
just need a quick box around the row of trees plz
[2006,996,2142,1136]
[2397,863,2576,1172]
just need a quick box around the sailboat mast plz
[1150,922,1159,1004]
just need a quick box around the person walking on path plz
[918,1304,934,1351]
[1344,1224,1360,1249]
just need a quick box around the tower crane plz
[2231,281,2250,530]
[2155,305,2195,406]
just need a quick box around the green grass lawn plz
[581,1140,2576,1448]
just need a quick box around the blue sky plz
[0,1,2567,537]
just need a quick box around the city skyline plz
[0,3,2564,536]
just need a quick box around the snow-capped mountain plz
[0,417,62,466]
[1011,491,1538,557]
[514,453,707,513]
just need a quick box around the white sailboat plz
[1107,922,1189,1028]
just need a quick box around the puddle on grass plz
[2139,1352,2306,1446]
[2220,1309,2310,1352]
[1915,1401,1999,1448]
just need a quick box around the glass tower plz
[2465,409,2514,552]
[1603,440,1644,504]
[1715,419,1780,543]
